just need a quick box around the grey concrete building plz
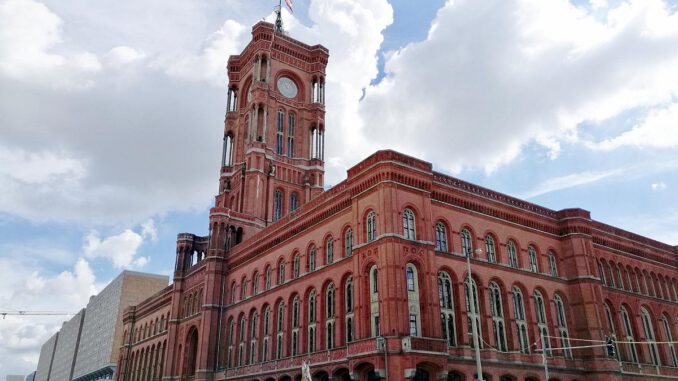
[34,271,168,381]
[35,332,59,381]
[25,371,37,381]
[7,375,27,381]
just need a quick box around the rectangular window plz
[409,314,418,336]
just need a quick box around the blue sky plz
[1,0,678,377]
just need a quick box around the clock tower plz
[210,21,329,251]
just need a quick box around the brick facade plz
[115,22,678,381]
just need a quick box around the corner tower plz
[211,22,329,250]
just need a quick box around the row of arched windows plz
[272,189,299,221]
[124,340,167,381]
[127,314,170,344]
[181,288,203,318]
[229,229,354,304]
[603,301,678,367]
[597,257,678,303]
[275,109,295,157]
[223,276,354,368]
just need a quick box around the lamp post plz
[467,248,484,381]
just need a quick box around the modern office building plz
[35,272,169,381]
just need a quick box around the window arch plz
[620,306,639,363]
[292,253,300,279]
[249,311,258,364]
[460,228,473,257]
[287,112,295,157]
[277,260,285,285]
[325,235,334,265]
[290,192,298,212]
[262,306,271,362]
[554,294,572,358]
[344,228,353,257]
[640,308,660,365]
[369,265,380,337]
[307,244,316,272]
[528,246,539,273]
[237,315,246,366]
[489,282,507,351]
[276,301,284,359]
[548,251,558,277]
[265,266,272,290]
[464,276,482,348]
[240,278,248,300]
[507,240,518,268]
[291,295,300,356]
[276,109,284,155]
[308,289,317,352]
[512,286,529,353]
[366,211,377,242]
[438,271,456,346]
[273,189,283,221]
[435,222,448,252]
[252,272,259,296]
[326,283,335,349]
[485,235,496,263]
[230,283,237,304]
[661,314,678,366]
[534,290,550,355]
[345,277,354,343]
[405,264,421,337]
[402,208,416,240]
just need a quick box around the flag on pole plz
[285,0,294,13]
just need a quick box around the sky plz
[1,0,678,377]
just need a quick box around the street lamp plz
[467,248,484,381]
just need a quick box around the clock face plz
[277,77,298,99]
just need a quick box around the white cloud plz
[520,168,625,198]
[82,221,156,268]
[590,102,678,150]
[359,0,678,174]
[651,181,667,191]
[0,257,99,376]
[105,46,146,67]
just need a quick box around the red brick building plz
[116,21,678,381]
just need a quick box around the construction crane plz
[1,310,77,319]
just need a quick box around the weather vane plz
[274,0,294,34]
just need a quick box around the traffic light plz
[606,337,616,357]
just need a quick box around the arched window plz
[620,306,639,363]
[273,189,283,221]
[237,315,245,366]
[293,253,300,279]
[512,286,529,353]
[489,282,507,351]
[222,133,234,167]
[325,236,334,265]
[438,272,456,346]
[345,277,354,343]
[369,265,380,337]
[554,295,572,358]
[464,276,482,348]
[276,109,284,155]
[405,264,421,337]
[548,251,558,277]
[485,235,496,263]
[252,272,259,296]
[640,308,660,365]
[308,289,317,352]
[290,192,298,212]
[278,260,285,285]
[287,112,295,157]
[366,211,377,242]
[528,246,539,273]
[291,295,300,356]
[507,240,518,268]
[326,283,335,349]
[265,266,272,290]
[344,228,353,257]
[604,303,619,359]
[402,208,416,240]
[230,283,237,304]
[534,290,550,355]
[262,306,271,362]
[435,222,448,252]
[460,229,473,257]
[249,312,258,364]
[661,315,678,366]
[308,245,316,272]
[276,302,284,359]
[241,278,248,300]
[226,320,234,368]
